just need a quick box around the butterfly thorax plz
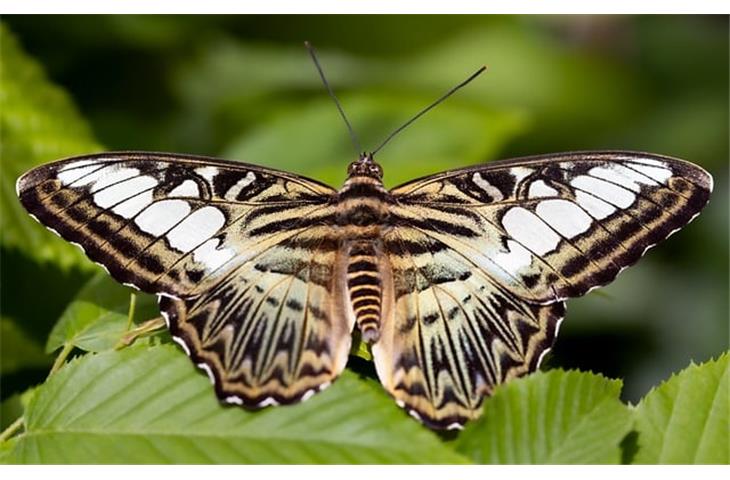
[336,155,392,343]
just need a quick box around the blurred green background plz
[1,15,727,409]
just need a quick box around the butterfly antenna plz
[305,41,363,156]
[371,66,487,156]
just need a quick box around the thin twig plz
[0,417,23,443]
[47,342,74,378]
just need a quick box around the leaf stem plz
[0,417,24,443]
[48,342,74,378]
[126,292,137,331]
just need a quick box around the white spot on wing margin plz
[536,311,565,369]
[171,336,191,356]
[197,362,216,385]
[256,397,279,407]
[225,396,243,405]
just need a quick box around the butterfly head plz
[347,153,383,180]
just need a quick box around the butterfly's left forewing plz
[17,152,351,405]
[375,151,712,428]
[17,152,336,296]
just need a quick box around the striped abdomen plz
[346,241,383,343]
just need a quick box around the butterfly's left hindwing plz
[17,152,352,405]
[159,226,355,406]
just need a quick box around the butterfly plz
[15,49,713,430]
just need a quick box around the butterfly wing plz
[159,225,354,406]
[389,151,712,301]
[376,226,565,429]
[17,151,351,405]
[374,151,712,428]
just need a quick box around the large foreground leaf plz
[46,272,159,353]
[455,370,633,464]
[633,353,728,464]
[3,345,468,464]
[0,23,101,270]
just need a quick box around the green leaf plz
[0,317,51,374]
[633,353,729,464]
[0,23,101,270]
[455,370,633,464]
[46,272,159,353]
[349,331,373,362]
[4,345,469,464]
[1,396,23,432]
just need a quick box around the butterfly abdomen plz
[346,240,384,343]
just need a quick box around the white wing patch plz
[112,190,155,218]
[93,175,158,208]
[528,180,558,198]
[630,164,673,183]
[535,199,592,238]
[570,175,636,208]
[193,238,235,271]
[574,191,616,220]
[493,239,533,275]
[225,172,257,200]
[195,166,219,182]
[170,179,200,198]
[89,167,140,193]
[57,163,108,185]
[501,207,561,255]
[472,172,504,201]
[166,206,226,253]
[135,199,191,236]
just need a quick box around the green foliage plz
[456,370,633,464]
[3,348,727,464]
[0,24,101,271]
[46,273,159,354]
[223,95,526,189]
[3,345,468,464]
[0,318,51,375]
[633,353,728,464]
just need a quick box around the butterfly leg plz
[115,316,166,349]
